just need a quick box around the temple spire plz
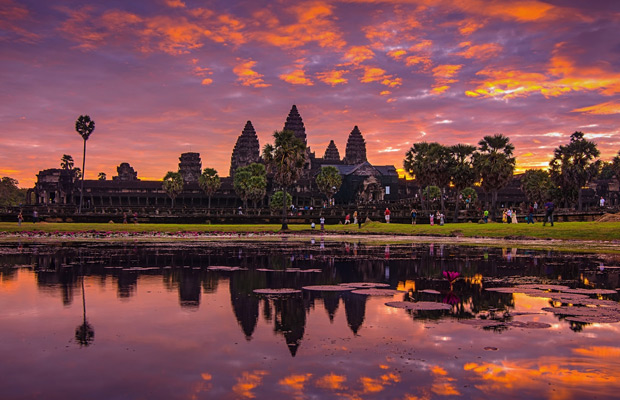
[283,105,307,145]
[230,121,260,176]
[343,126,367,164]
[323,140,340,162]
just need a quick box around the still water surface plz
[1,239,620,399]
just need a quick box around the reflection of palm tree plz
[75,270,94,347]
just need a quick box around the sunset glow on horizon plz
[1,0,619,187]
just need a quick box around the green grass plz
[1,220,619,242]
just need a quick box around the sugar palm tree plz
[404,142,434,210]
[198,168,221,212]
[61,154,74,170]
[163,171,183,208]
[449,144,477,222]
[263,130,306,230]
[549,131,600,210]
[75,115,95,213]
[473,134,515,220]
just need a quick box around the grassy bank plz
[1,221,619,242]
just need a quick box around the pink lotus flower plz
[442,271,460,283]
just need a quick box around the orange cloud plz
[431,64,462,94]
[458,19,486,35]
[279,373,312,391]
[457,42,502,60]
[233,370,268,399]
[165,0,186,8]
[361,66,402,87]
[315,373,347,390]
[572,101,620,115]
[387,49,407,60]
[233,59,270,87]
[363,10,421,50]
[280,69,314,85]
[0,0,40,42]
[342,45,375,65]
[467,46,620,100]
[316,69,349,86]
[253,1,346,50]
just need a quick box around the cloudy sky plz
[1,0,619,187]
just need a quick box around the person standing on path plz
[384,208,391,223]
[411,208,417,225]
[18,211,23,226]
[320,216,325,231]
[528,204,535,224]
[483,209,489,223]
[353,210,358,225]
[543,200,555,226]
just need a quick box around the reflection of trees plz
[230,271,266,340]
[273,296,306,357]
[75,264,94,347]
[342,292,367,335]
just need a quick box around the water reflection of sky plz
[1,241,620,399]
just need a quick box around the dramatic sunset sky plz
[1,0,619,187]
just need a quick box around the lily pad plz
[340,282,391,288]
[207,266,247,271]
[351,289,402,296]
[385,301,452,311]
[420,289,441,295]
[253,288,301,295]
[303,285,356,291]
[561,288,618,295]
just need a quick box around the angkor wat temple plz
[31,105,400,209]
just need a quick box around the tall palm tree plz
[403,142,434,210]
[473,134,515,220]
[449,144,477,222]
[75,115,95,213]
[549,131,600,210]
[163,171,183,208]
[426,143,453,214]
[262,130,306,230]
[198,168,221,212]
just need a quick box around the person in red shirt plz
[384,208,391,223]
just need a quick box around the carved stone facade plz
[113,163,139,181]
[323,140,341,162]
[178,152,202,184]
[230,121,260,176]
[343,126,367,165]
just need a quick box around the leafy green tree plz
[449,144,477,221]
[611,151,620,178]
[75,115,95,213]
[163,171,183,208]
[423,185,441,207]
[0,177,26,206]
[269,191,292,212]
[316,166,342,206]
[520,169,553,205]
[61,154,74,170]
[599,162,615,180]
[549,131,600,210]
[473,134,516,219]
[262,130,306,230]
[461,187,478,206]
[234,163,267,210]
[98,172,106,180]
[404,142,435,210]
[198,167,221,211]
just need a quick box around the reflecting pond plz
[1,239,620,399]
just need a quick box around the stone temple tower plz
[283,105,307,145]
[230,121,260,176]
[343,126,367,165]
[323,140,341,162]
[178,152,202,183]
